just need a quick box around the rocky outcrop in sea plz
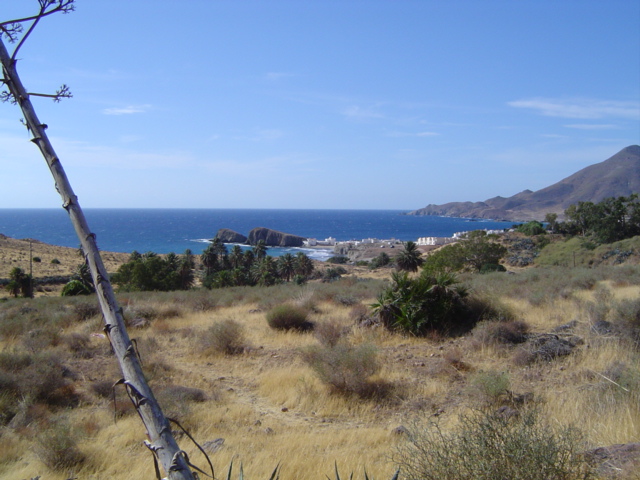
[247,227,306,247]
[214,228,247,244]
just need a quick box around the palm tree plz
[295,252,315,277]
[242,249,255,269]
[253,239,267,260]
[251,256,279,286]
[201,244,219,276]
[229,245,244,270]
[277,253,296,282]
[6,267,26,298]
[395,241,424,272]
[210,237,228,258]
[178,249,195,290]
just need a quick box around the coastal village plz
[304,229,506,262]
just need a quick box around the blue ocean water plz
[0,209,514,260]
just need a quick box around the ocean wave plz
[188,239,334,261]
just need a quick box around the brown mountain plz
[407,145,640,221]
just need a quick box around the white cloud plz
[563,124,617,130]
[387,131,440,137]
[232,128,285,142]
[50,137,193,169]
[508,98,640,119]
[265,72,295,81]
[342,105,383,120]
[102,104,151,115]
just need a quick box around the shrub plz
[63,332,94,358]
[156,384,208,418]
[469,369,511,403]
[61,279,92,296]
[34,416,86,471]
[266,304,313,331]
[322,267,347,283]
[201,318,246,355]
[473,320,530,346]
[302,343,384,398]
[394,409,595,480]
[51,258,61,264]
[371,272,471,336]
[515,221,546,236]
[369,252,391,269]
[334,294,358,306]
[72,301,101,321]
[327,256,348,264]
[33,256,42,263]
[314,319,345,347]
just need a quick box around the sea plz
[0,209,515,261]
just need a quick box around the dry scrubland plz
[0,250,640,478]
[0,234,129,297]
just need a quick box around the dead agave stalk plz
[0,37,196,480]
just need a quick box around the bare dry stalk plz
[0,38,195,480]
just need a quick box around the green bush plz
[369,252,391,269]
[266,304,313,331]
[371,272,471,336]
[394,409,594,480]
[61,279,92,296]
[469,369,511,403]
[514,221,546,236]
[327,256,348,264]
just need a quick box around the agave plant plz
[330,462,400,480]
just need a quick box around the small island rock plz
[247,227,306,247]
[214,228,248,244]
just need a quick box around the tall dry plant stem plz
[0,37,196,480]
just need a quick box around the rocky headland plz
[407,145,640,222]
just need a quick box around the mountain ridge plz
[407,145,640,221]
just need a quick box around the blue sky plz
[1,0,639,210]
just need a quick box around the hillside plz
[407,145,640,221]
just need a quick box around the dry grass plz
[0,262,639,478]
[0,235,129,298]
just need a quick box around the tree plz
[229,244,243,270]
[201,243,220,276]
[277,253,296,282]
[514,221,546,236]
[422,232,506,275]
[460,231,507,272]
[295,251,314,277]
[253,239,268,260]
[560,195,640,243]
[0,5,195,476]
[544,212,558,232]
[251,256,280,286]
[395,240,424,272]
[6,267,32,298]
